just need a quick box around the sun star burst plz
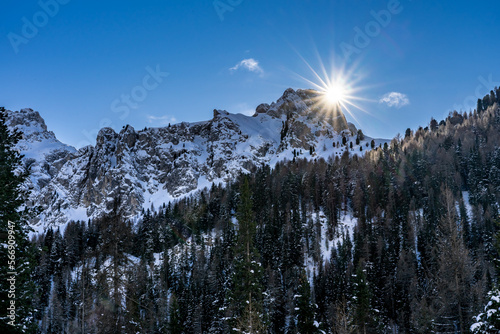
[292,51,370,124]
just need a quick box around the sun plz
[324,83,346,105]
[291,51,369,123]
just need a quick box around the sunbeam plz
[291,51,373,126]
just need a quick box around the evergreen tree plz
[295,271,317,333]
[477,99,483,113]
[471,289,500,333]
[430,118,438,131]
[357,129,365,141]
[352,265,371,334]
[168,294,183,334]
[94,198,133,333]
[231,177,266,333]
[0,107,38,333]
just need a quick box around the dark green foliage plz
[0,108,38,333]
[230,178,265,331]
[168,295,183,334]
[430,118,438,131]
[354,265,372,332]
[357,129,365,141]
[295,271,317,333]
[477,98,484,113]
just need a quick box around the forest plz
[3,88,500,333]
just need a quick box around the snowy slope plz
[6,108,77,201]
[7,89,389,231]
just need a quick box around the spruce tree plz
[168,294,183,334]
[477,99,483,113]
[430,118,438,131]
[471,289,500,333]
[352,265,371,334]
[295,270,317,333]
[231,177,265,333]
[0,107,38,333]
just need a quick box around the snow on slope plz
[6,108,76,202]
[7,89,389,232]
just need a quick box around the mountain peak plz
[213,109,230,119]
[96,127,118,145]
[8,90,387,229]
[253,88,349,133]
[5,108,76,153]
[7,108,49,137]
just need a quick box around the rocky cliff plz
[7,88,386,231]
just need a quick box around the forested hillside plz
[29,88,500,333]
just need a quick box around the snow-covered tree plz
[471,289,500,333]
[0,107,38,333]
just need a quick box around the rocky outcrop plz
[7,89,385,230]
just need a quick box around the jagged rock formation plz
[6,89,386,230]
[6,108,77,196]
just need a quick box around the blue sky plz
[1,0,500,148]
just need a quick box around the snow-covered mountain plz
[6,88,387,231]
[6,108,77,199]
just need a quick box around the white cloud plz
[147,115,176,125]
[379,92,410,108]
[230,58,264,75]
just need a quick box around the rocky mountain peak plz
[213,109,230,119]
[7,90,388,230]
[96,127,118,145]
[118,125,138,149]
[256,88,349,134]
[7,108,51,140]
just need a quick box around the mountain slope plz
[7,89,387,230]
[6,108,77,198]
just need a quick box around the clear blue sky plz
[1,0,499,148]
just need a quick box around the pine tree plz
[295,271,317,333]
[352,264,371,334]
[94,198,133,333]
[357,129,365,141]
[430,118,438,131]
[483,94,491,109]
[471,288,500,333]
[0,107,38,333]
[477,98,484,113]
[231,177,266,333]
[168,294,183,334]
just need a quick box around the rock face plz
[7,89,386,230]
[6,108,77,197]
